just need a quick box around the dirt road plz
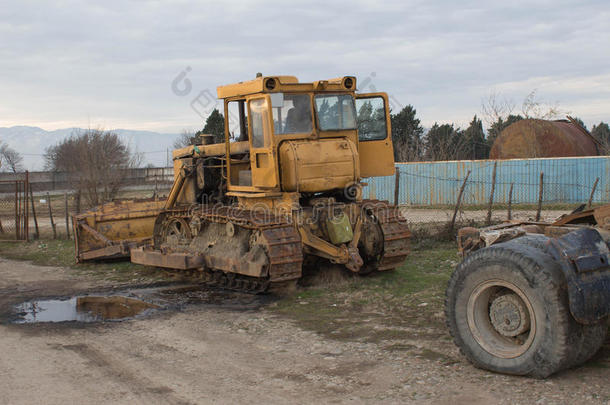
[0,257,608,405]
[400,208,568,224]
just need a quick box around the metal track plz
[156,201,409,291]
[159,205,303,292]
[361,200,412,271]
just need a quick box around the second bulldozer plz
[76,75,411,291]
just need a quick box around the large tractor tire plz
[571,321,608,367]
[509,234,609,369]
[445,241,582,378]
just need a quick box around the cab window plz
[227,100,248,141]
[355,96,387,141]
[314,94,357,131]
[272,94,312,134]
[249,98,268,148]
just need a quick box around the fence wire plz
[364,157,610,207]
[0,194,17,240]
[0,180,28,241]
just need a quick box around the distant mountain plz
[0,126,178,171]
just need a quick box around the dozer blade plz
[130,247,205,270]
[73,198,166,262]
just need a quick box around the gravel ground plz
[400,208,569,224]
[0,257,608,404]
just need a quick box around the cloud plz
[0,0,608,134]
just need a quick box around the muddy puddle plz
[14,296,159,324]
[10,284,272,325]
[153,285,273,309]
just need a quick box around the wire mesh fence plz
[361,156,610,235]
[364,156,609,207]
[0,194,17,240]
[0,180,28,241]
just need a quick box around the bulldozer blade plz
[73,198,166,262]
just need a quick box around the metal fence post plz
[486,162,497,225]
[24,171,29,241]
[394,167,400,206]
[588,177,599,208]
[507,183,514,221]
[536,172,544,222]
[64,192,70,239]
[29,184,39,239]
[47,192,57,239]
[450,170,471,234]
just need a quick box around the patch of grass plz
[0,239,74,267]
[271,242,458,346]
[0,239,171,284]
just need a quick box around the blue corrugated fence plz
[363,156,610,205]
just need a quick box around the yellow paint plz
[74,199,166,259]
[216,75,355,99]
[76,75,402,266]
[356,92,395,177]
[279,138,359,193]
[236,192,300,214]
[178,76,394,196]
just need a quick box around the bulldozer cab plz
[218,75,395,195]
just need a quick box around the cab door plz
[355,92,395,177]
[248,97,279,189]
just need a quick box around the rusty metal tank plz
[489,118,600,159]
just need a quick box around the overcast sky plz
[1,0,609,134]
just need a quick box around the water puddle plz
[10,284,272,325]
[13,296,159,324]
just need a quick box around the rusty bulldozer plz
[446,204,610,377]
[73,75,411,291]
[73,74,608,379]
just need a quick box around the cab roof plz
[216,75,357,99]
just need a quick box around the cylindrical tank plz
[489,119,599,159]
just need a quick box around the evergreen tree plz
[174,109,226,148]
[462,115,488,159]
[424,123,466,161]
[591,122,610,154]
[487,114,523,149]
[357,100,374,139]
[198,108,225,143]
[390,105,424,162]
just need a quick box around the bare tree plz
[481,91,516,128]
[481,89,565,152]
[482,89,564,124]
[173,130,197,149]
[521,89,563,119]
[0,143,24,173]
[45,129,137,208]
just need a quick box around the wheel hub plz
[467,279,537,358]
[489,293,530,337]
[162,217,192,248]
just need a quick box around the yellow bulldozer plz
[73,74,411,291]
[71,74,609,378]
